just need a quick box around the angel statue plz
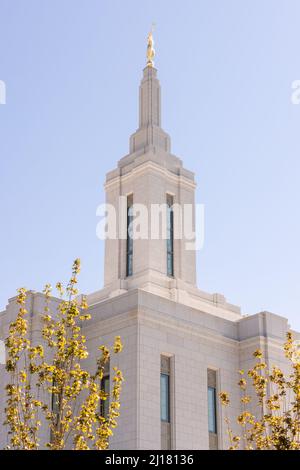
[146,29,155,67]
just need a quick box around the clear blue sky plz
[0,1,300,330]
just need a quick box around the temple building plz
[0,33,299,450]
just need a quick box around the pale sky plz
[0,0,299,330]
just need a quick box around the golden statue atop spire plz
[146,25,155,68]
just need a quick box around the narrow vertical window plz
[51,380,59,417]
[208,386,217,433]
[126,194,133,277]
[161,355,172,449]
[160,373,170,422]
[50,380,60,442]
[166,194,174,277]
[207,369,218,449]
[100,361,110,419]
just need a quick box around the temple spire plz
[129,29,171,154]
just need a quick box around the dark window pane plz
[166,195,174,276]
[101,375,110,419]
[161,373,170,422]
[126,195,133,277]
[208,386,217,433]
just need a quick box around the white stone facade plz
[0,57,299,450]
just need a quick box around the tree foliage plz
[219,333,300,450]
[4,259,124,450]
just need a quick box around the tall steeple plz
[129,30,171,154]
[104,31,197,296]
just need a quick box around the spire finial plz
[146,24,155,68]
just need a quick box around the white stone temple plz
[0,33,299,450]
